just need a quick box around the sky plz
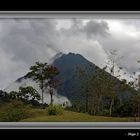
[0,18,140,89]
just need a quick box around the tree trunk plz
[109,98,114,116]
[50,88,53,105]
[97,96,102,114]
[42,88,44,104]
[50,94,53,105]
[85,94,88,112]
[93,104,97,116]
[119,98,122,105]
[41,80,44,104]
[138,102,140,119]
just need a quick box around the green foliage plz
[19,86,41,101]
[47,105,64,115]
[0,108,27,122]
[112,98,137,117]
[25,62,49,104]
[74,64,137,117]
[76,65,118,115]
[96,109,110,116]
[9,86,41,106]
[25,62,59,104]
[25,62,49,87]
[0,100,28,122]
[0,90,10,102]
[9,91,19,100]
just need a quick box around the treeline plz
[0,86,41,106]
[1,60,140,118]
[70,65,139,117]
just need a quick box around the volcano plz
[5,52,136,105]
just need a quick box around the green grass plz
[0,101,137,122]
[21,110,135,122]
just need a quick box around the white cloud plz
[1,18,140,89]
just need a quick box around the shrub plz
[47,105,64,115]
[39,103,49,109]
[0,100,29,122]
[112,99,137,117]
[0,108,28,122]
[97,109,110,116]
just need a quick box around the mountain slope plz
[4,52,136,106]
[53,52,137,102]
[53,53,96,99]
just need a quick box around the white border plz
[0,122,140,129]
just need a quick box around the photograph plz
[0,15,140,123]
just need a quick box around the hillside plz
[4,52,137,107]
[53,52,137,103]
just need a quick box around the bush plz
[112,100,137,117]
[0,100,29,122]
[0,108,28,122]
[39,103,49,109]
[47,105,64,115]
[97,109,110,116]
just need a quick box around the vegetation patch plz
[21,110,135,122]
[0,100,29,122]
[47,105,64,115]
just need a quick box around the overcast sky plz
[0,18,140,89]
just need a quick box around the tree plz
[25,62,59,105]
[136,61,140,119]
[25,62,49,104]
[89,66,119,116]
[105,49,124,116]
[128,61,140,119]
[122,60,140,119]
[9,91,19,100]
[76,65,117,115]
[75,66,93,112]
[19,86,41,102]
[74,50,129,116]
[9,86,41,103]
[0,90,9,102]
[45,65,59,105]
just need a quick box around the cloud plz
[0,19,60,89]
[1,18,140,89]
[55,19,110,66]
[0,19,59,64]
[80,20,110,38]
[98,20,140,74]
[59,19,110,39]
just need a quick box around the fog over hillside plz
[5,75,71,105]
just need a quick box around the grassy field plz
[0,101,137,122]
[21,109,136,122]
